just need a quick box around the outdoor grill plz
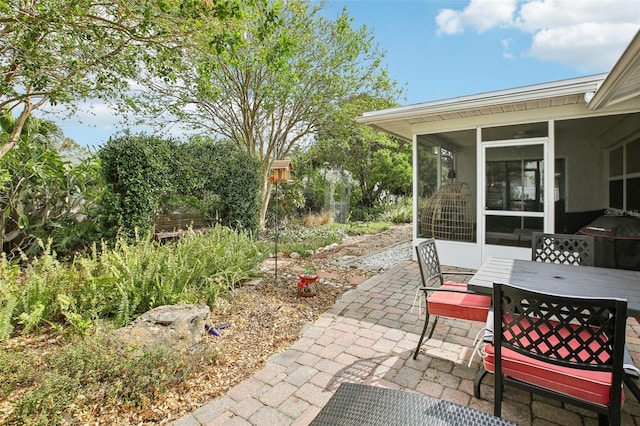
[578,214,640,271]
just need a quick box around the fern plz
[2,225,267,334]
[0,294,16,341]
[18,302,45,334]
[0,254,19,341]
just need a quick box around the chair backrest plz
[493,282,626,416]
[415,239,444,287]
[531,232,595,266]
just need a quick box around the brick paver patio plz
[172,260,640,425]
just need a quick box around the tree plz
[129,0,402,224]
[313,94,412,209]
[0,0,247,159]
[0,113,100,258]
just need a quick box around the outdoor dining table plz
[468,257,640,317]
[310,382,516,425]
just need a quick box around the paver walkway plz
[172,260,640,425]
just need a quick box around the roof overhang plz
[356,75,606,141]
[358,31,640,141]
[588,30,640,110]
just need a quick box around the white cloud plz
[69,102,120,130]
[527,22,639,71]
[502,38,515,60]
[436,0,518,35]
[435,0,640,71]
[435,9,465,35]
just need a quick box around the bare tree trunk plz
[259,168,273,227]
[0,98,44,160]
[0,108,29,159]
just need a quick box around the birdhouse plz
[270,160,293,183]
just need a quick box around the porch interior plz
[417,112,640,268]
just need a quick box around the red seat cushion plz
[483,317,625,407]
[427,282,491,322]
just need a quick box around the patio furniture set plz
[406,234,640,426]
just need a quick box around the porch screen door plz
[481,139,549,260]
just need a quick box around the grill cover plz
[579,215,640,271]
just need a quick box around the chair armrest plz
[419,286,475,294]
[443,271,475,277]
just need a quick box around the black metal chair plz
[490,283,627,425]
[531,232,595,266]
[413,239,491,359]
[530,232,640,400]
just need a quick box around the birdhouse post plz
[270,159,293,283]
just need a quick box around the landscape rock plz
[115,304,211,351]
[323,243,339,251]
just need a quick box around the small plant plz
[301,264,317,277]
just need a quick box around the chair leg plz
[474,365,489,399]
[427,315,439,340]
[413,311,431,360]
[494,373,502,417]
[624,374,640,401]
[597,413,608,426]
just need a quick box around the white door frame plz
[477,127,555,263]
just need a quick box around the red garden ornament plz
[297,267,318,297]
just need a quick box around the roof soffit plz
[357,76,607,140]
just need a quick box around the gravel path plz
[357,241,413,271]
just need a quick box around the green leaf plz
[17,214,29,228]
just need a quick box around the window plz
[609,138,640,212]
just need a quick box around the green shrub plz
[0,128,102,260]
[98,133,175,240]
[341,221,392,235]
[0,226,267,338]
[0,254,20,340]
[0,343,34,398]
[378,198,413,224]
[165,138,262,233]
[270,221,395,257]
[86,226,267,327]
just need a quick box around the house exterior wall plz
[411,99,640,268]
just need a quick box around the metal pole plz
[274,181,278,281]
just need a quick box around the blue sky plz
[321,0,640,104]
[46,0,640,147]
